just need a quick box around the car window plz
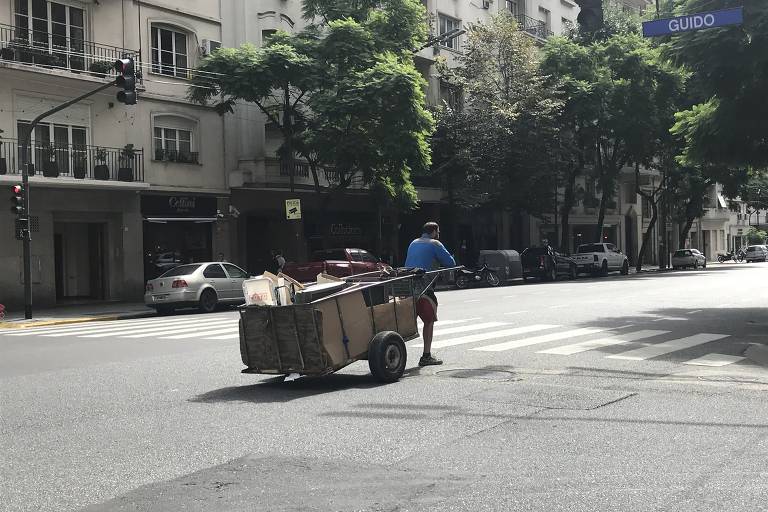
[223,264,249,279]
[311,249,348,261]
[359,250,378,263]
[577,244,604,253]
[349,249,363,262]
[203,264,226,278]
[160,264,201,277]
[673,250,687,257]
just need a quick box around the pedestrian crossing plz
[0,314,756,371]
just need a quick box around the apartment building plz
[0,0,228,309]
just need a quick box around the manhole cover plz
[436,369,518,381]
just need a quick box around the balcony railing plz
[515,14,553,40]
[0,23,141,80]
[0,139,144,182]
[280,160,310,178]
[153,148,199,165]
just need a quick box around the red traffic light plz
[12,184,22,195]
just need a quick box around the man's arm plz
[432,240,456,267]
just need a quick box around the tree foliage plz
[188,0,433,205]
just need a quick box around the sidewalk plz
[0,301,155,329]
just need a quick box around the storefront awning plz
[144,217,217,223]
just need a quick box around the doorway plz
[54,222,106,301]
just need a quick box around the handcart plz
[238,267,459,383]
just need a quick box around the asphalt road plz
[2,262,768,511]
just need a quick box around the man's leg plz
[422,321,434,354]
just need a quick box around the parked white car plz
[744,245,768,262]
[671,249,706,269]
[571,243,629,276]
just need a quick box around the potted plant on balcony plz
[154,147,165,161]
[0,129,6,175]
[41,142,59,178]
[89,60,112,77]
[94,148,110,180]
[176,151,193,164]
[0,45,14,60]
[118,144,135,182]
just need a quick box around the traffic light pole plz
[19,78,117,319]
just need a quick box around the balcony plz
[153,148,199,165]
[0,139,144,182]
[248,158,366,191]
[0,23,141,81]
[515,14,553,40]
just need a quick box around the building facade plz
[0,0,229,309]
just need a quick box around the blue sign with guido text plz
[642,7,744,37]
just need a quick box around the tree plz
[668,0,768,171]
[747,227,767,245]
[436,14,562,224]
[189,0,433,207]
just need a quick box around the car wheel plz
[601,260,609,276]
[620,260,629,275]
[198,289,218,313]
[569,265,577,280]
[703,260,707,268]
[455,275,469,289]
[486,271,501,287]
[368,331,407,383]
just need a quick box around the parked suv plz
[521,246,578,281]
[744,245,768,262]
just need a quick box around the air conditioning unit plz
[201,39,222,56]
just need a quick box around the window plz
[359,251,379,264]
[17,120,87,174]
[14,0,86,70]
[538,7,552,33]
[438,14,461,50]
[153,115,198,164]
[261,29,277,45]
[151,25,188,78]
[203,264,226,279]
[349,249,362,262]
[224,264,249,279]
[505,0,519,15]
[160,264,201,277]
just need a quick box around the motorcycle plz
[717,251,736,263]
[454,265,501,289]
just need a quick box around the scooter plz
[454,265,501,289]
[717,251,735,263]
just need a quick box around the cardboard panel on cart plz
[371,298,417,339]
[314,290,374,366]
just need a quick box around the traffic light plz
[114,57,137,105]
[10,184,25,216]
[575,0,604,33]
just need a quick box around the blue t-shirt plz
[405,235,456,270]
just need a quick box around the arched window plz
[151,24,189,78]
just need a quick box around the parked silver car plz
[144,262,251,314]
[671,249,706,270]
[745,245,768,262]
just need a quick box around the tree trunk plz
[678,215,696,248]
[283,84,294,193]
[560,163,579,252]
[596,190,608,243]
[636,197,659,272]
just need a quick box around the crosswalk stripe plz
[683,353,745,367]
[537,330,669,355]
[39,317,216,337]
[433,322,508,337]
[207,333,240,340]
[607,333,729,361]
[93,320,237,339]
[415,324,560,349]
[471,327,607,352]
[160,327,240,340]
[6,314,235,336]
[417,318,478,327]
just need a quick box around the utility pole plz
[17,58,136,319]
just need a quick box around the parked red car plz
[282,248,389,283]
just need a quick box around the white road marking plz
[684,353,746,367]
[418,318,478,327]
[415,324,559,349]
[549,305,568,309]
[717,304,735,308]
[161,327,240,340]
[687,310,703,314]
[464,299,481,303]
[537,330,669,355]
[607,333,729,361]
[39,317,208,337]
[433,322,508,336]
[472,327,607,352]
[504,311,528,315]
[651,317,689,322]
[114,320,237,338]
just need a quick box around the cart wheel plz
[368,331,407,383]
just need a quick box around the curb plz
[0,310,155,330]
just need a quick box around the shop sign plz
[330,223,362,236]
[141,195,218,218]
[285,199,302,220]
